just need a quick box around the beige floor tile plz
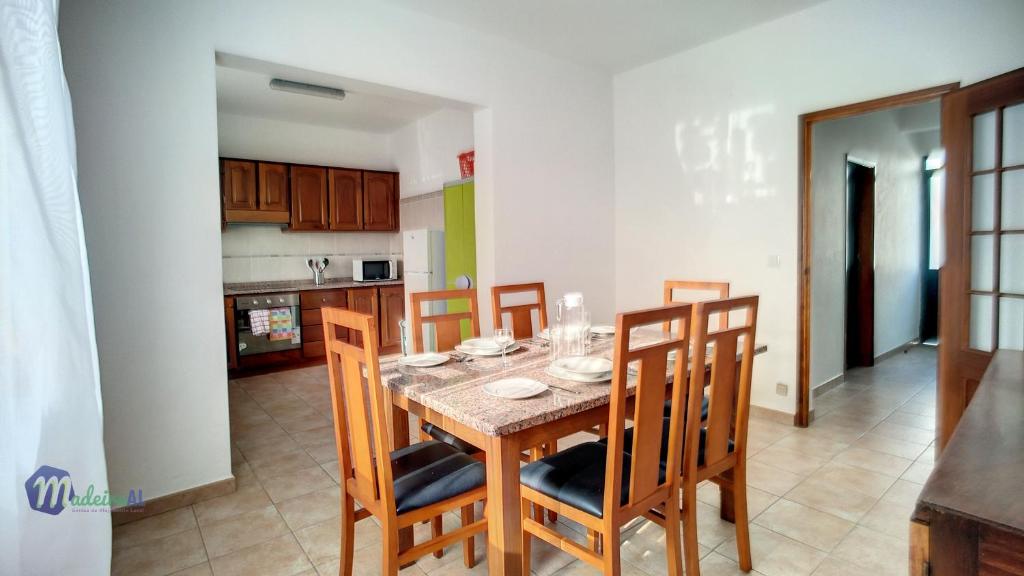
[753,499,854,552]
[785,476,878,523]
[802,462,895,499]
[209,533,312,576]
[697,483,778,520]
[870,422,935,445]
[200,504,291,559]
[749,445,828,478]
[305,440,341,465]
[250,450,321,481]
[900,461,934,484]
[695,500,745,550]
[279,414,333,434]
[620,518,705,576]
[829,526,908,576]
[194,485,273,527]
[882,411,935,431]
[858,498,914,541]
[744,460,804,496]
[276,486,342,531]
[238,435,302,463]
[290,425,337,448]
[315,550,430,575]
[295,515,381,565]
[811,555,871,576]
[262,465,336,503]
[717,524,826,576]
[770,433,850,460]
[169,562,213,575]
[231,461,260,489]
[830,446,913,478]
[232,421,290,450]
[113,507,197,550]
[112,527,208,576]
[550,558,651,575]
[322,460,343,483]
[880,478,924,507]
[851,433,929,460]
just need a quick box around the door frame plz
[795,82,960,427]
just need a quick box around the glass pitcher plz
[550,292,591,361]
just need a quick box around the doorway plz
[846,158,876,368]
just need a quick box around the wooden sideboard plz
[911,350,1024,575]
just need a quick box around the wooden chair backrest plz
[409,288,481,353]
[604,304,693,518]
[662,280,730,332]
[322,307,395,514]
[490,282,548,339]
[683,296,759,478]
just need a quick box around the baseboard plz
[812,373,845,398]
[875,339,919,364]
[749,404,795,425]
[111,475,236,526]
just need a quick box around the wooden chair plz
[679,296,759,575]
[490,282,548,339]
[519,303,694,576]
[409,288,481,354]
[322,307,488,575]
[663,280,730,332]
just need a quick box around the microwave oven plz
[352,258,398,282]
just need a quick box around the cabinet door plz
[346,287,379,348]
[258,162,289,212]
[363,171,397,231]
[290,166,328,231]
[328,168,363,230]
[222,160,257,210]
[379,285,405,352]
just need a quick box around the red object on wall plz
[458,150,475,178]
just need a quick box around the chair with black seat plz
[662,280,730,421]
[519,303,693,576]
[322,307,488,575]
[678,295,759,575]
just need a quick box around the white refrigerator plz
[402,229,445,352]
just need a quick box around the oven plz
[234,293,302,356]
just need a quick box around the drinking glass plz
[494,328,514,368]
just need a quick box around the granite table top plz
[380,331,767,437]
[224,277,404,296]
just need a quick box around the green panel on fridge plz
[444,180,476,340]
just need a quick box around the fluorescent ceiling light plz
[269,78,346,101]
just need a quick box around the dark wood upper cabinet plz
[363,171,398,231]
[258,162,289,213]
[379,285,405,353]
[328,168,363,231]
[289,166,328,231]
[222,160,257,211]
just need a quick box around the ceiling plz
[215,55,470,133]
[379,0,829,72]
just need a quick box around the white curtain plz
[0,0,111,574]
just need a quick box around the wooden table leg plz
[386,395,415,561]
[485,434,524,576]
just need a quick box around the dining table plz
[379,329,767,576]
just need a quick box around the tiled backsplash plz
[221,225,401,283]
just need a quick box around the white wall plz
[613,0,1024,413]
[390,108,474,197]
[59,0,614,499]
[811,109,926,389]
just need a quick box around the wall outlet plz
[776,382,789,396]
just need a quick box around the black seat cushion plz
[421,422,480,454]
[663,395,709,420]
[391,440,486,514]
[520,442,664,518]
[601,418,732,467]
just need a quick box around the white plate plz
[592,325,616,336]
[455,342,521,357]
[545,365,611,383]
[398,352,449,367]
[460,337,501,352]
[483,377,549,399]
[552,355,613,375]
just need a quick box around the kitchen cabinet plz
[363,171,398,231]
[379,285,405,353]
[290,166,328,231]
[222,160,257,211]
[346,287,378,348]
[258,162,290,213]
[328,168,363,231]
[300,289,348,358]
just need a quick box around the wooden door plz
[846,160,875,368]
[444,180,477,339]
[290,166,328,231]
[363,171,397,230]
[328,168,363,231]
[222,159,257,210]
[258,162,289,212]
[938,67,1024,450]
[347,287,379,347]
[379,285,405,353]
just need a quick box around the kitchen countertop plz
[224,277,404,296]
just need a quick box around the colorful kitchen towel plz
[248,309,270,336]
[269,307,294,341]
